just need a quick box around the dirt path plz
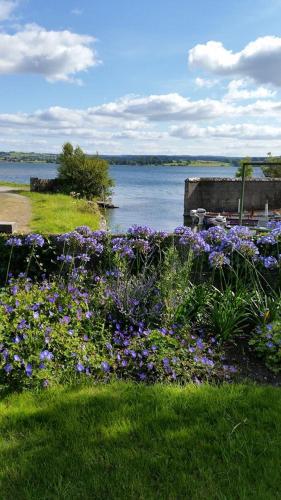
[0,187,31,233]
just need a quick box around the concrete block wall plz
[184,177,281,224]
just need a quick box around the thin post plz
[239,162,246,225]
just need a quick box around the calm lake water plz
[0,161,263,231]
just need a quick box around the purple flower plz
[76,363,84,372]
[266,341,275,348]
[6,237,22,247]
[60,315,70,325]
[196,339,204,350]
[101,361,110,372]
[208,251,230,269]
[257,234,276,246]
[40,350,54,361]
[234,240,259,260]
[4,364,13,373]
[25,234,45,247]
[57,254,73,263]
[261,256,278,269]
[127,225,155,238]
[25,363,32,377]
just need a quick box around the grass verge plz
[0,382,280,499]
[22,192,101,233]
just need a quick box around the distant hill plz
[0,151,267,167]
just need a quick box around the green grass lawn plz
[0,382,280,499]
[22,192,101,233]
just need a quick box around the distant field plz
[163,160,231,167]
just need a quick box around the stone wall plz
[30,177,62,193]
[184,177,281,224]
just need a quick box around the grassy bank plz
[22,192,100,233]
[0,382,280,499]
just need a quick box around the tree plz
[262,152,281,178]
[235,157,253,178]
[58,143,114,199]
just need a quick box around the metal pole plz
[239,162,246,225]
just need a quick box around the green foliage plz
[58,142,114,199]
[208,287,250,341]
[175,282,214,326]
[250,321,281,372]
[235,157,253,178]
[0,276,223,390]
[0,279,110,390]
[262,153,281,178]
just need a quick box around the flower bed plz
[1,223,281,390]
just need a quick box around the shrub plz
[57,143,114,199]
[250,321,281,372]
[0,277,225,390]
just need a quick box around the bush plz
[0,277,224,390]
[249,321,281,372]
[57,143,114,199]
[2,222,281,390]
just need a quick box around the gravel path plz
[0,187,31,233]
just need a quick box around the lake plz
[0,162,263,232]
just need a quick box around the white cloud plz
[0,0,18,21]
[170,123,281,140]
[1,94,281,154]
[195,77,218,88]
[224,79,276,101]
[189,36,281,86]
[0,23,99,82]
[93,93,234,121]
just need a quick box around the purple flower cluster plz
[178,227,210,255]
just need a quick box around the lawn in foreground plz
[22,192,101,233]
[0,382,280,500]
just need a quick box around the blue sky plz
[1,0,281,154]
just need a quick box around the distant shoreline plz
[0,159,231,167]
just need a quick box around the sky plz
[1,0,281,155]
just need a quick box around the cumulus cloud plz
[0,23,99,82]
[170,123,281,140]
[93,93,234,121]
[189,36,281,86]
[0,0,18,21]
[1,94,281,154]
[224,79,276,101]
[195,77,218,88]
